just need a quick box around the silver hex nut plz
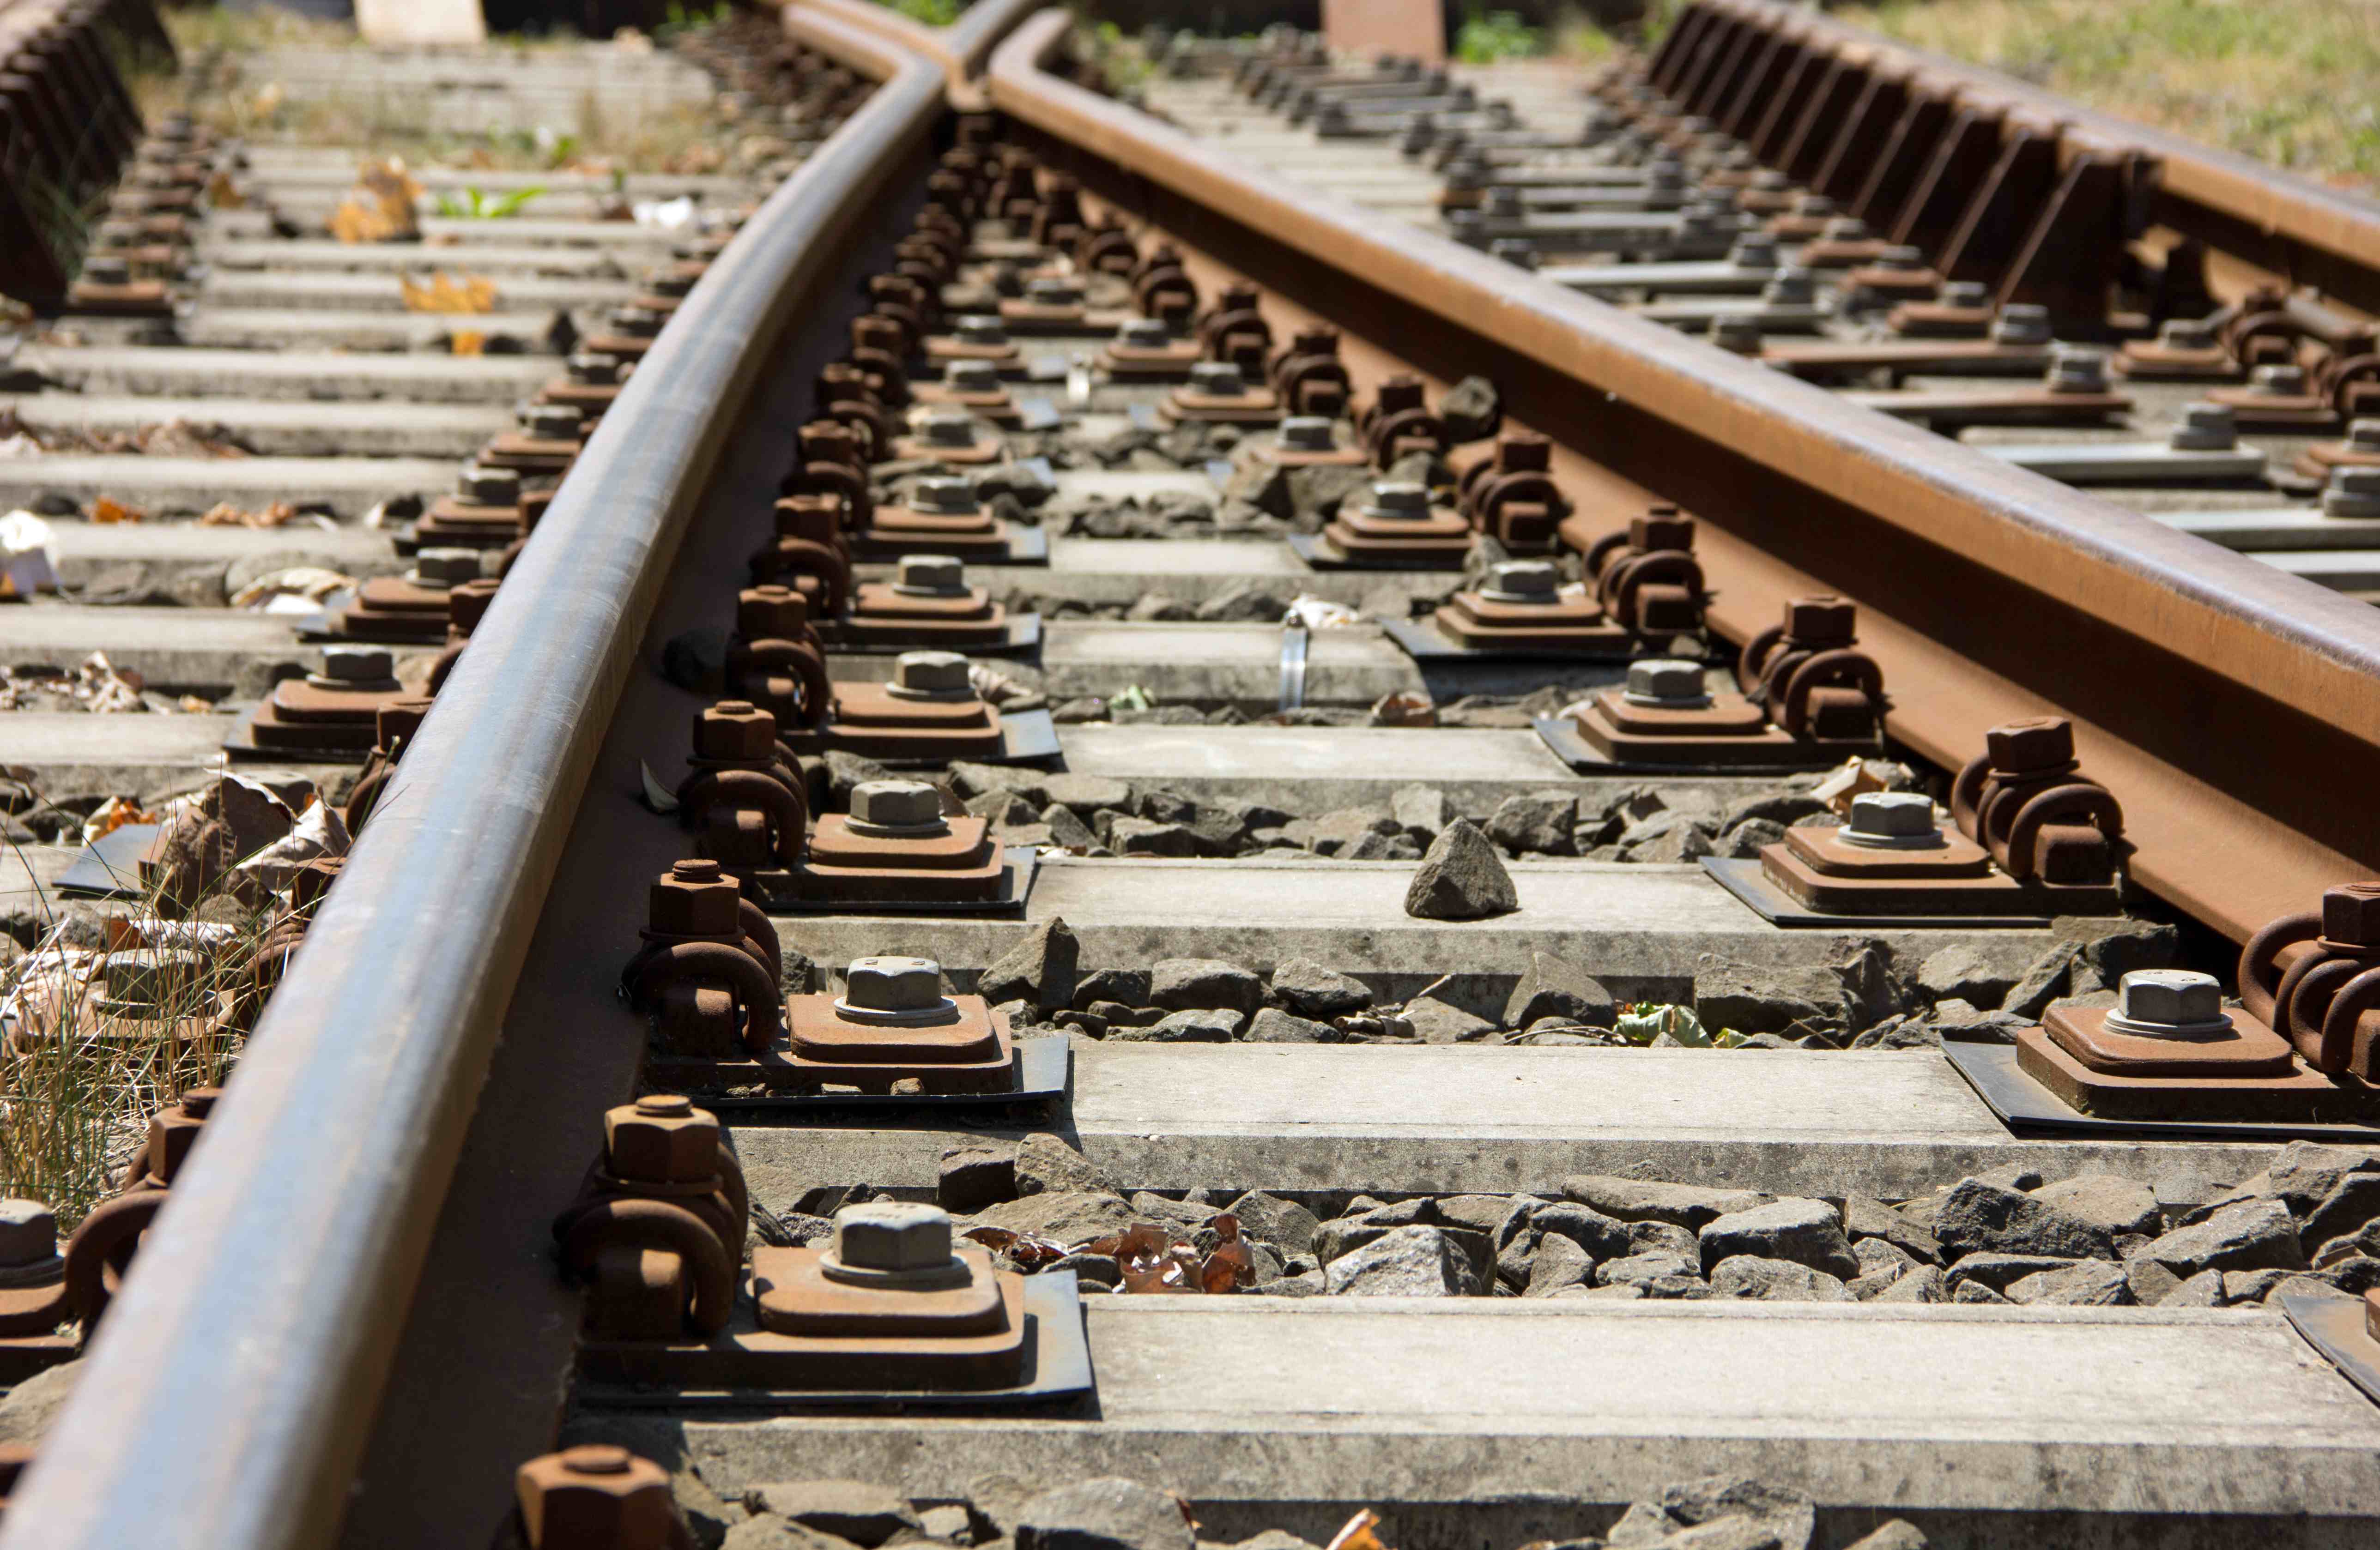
[848,779,942,830]
[0,1200,57,1268]
[844,954,945,1013]
[2118,969,2225,1030]
[1847,790,1937,840]
[894,649,970,695]
[1625,657,1707,703]
[835,1199,955,1273]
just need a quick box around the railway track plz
[5,5,2380,1549]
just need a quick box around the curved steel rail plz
[792,0,1042,106]
[988,8,2380,938]
[0,18,946,1550]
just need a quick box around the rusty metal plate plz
[573,1266,1091,1410]
[1533,712,1847,775]
[649,1035,1068,1113]
[1379,615,1640,664]
[2281,1293,2380,1410]
[221,705,377,766]
[1285,531,1461,573]
[808,707,1060,768]
[1699,856,2062,930]
[851,522,1048,566]
[1942,1030,2380,1142]
[827,610,1041,654]
[754,845,1037,916]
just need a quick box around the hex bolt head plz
[1847,790,1937,840]
[1365,481,1431,518]
[100,948,207,1013]
[1625,657,1708,704]
[844,955,946,1013]
[1939,280,1990,308]
[1117,316,1170,348]
[1711,314,1764,353]
[896,554,967,594]
[1791,193,1836,217]
[1783,595,1856,645]
[2158,317,2219,350]
[1991,304,2052,345]
[375,697,432,748]
[147,1088,218,1184]
[692,699,777,761]
[738,585,809,638]
[893,649,971,696]
[945,358,1000,392]
[522,404,584,441]
[567,352,621,386]
[1816,217,1867,244]
[413,548,483,586]
[1489,238,1540,271]
[909,475,979,515]
[2238,367,2304,402]
[1873,245,1924,272]
[603,1093,721,1186]
[2321,881,2380,948]
[1025,275,1083,304]
[1985,715,2076,773]
[319,644,396,683]
[1279,416,1336,451]
[1484,186,1524,217]
[953,314,1008,345]
[648,858,743,937]
[920,410,978,447]
[1726,232,1779,268]
[608,304,664,337]
[2324,465,2380,519]
[2167,402,2237,450]
[1188,361,1246,396]
[849,779,943,830]
[2046,345,2110,395]
[834,1200,957,1273]
[2348,418,2380,453]
[515,1445,675,1550]
[1748,168,1790,192]
[0,1201,57,1269]
[82,254,131,286]
[2115,969,2226,1031]
[457,464,521,505]
[448,577,500,633]
[1484,559,1560,600]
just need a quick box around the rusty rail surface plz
[987,8,2380,941]
[792,0,1042,105]
[1663,0,2380,316]
[0,19,946,1550]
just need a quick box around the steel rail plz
[791,0,1042,107]
[1680,0,2380,316]
[988,9,2380,941]
[0,19,945,1550]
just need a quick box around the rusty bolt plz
[1116,317,1170,348]
[315,645,398,687]
[890,650,971,698]
[448,577,500,633]
[1188,362,1247,397]
[1991,304,2051,345]
[848,779,944,832]
[412,548,483,587]
[568,352,621,386]
[910,475,979,515]
[1633,510,1694,552]
[2111,970,2225,1032]
[692,700,777,761]
[2168,403,2237,451]
[1480,559,1559,603]
[945,358,1000,392]
[148,1088,218,1184]
[2325,466,2380,520]
[834,1200,956,1274]
[1783,596,1856,645]
[1985,716,2075,774]
[457,464,520,505]
[895,555,966,595]
[1278,416,1336,451]
[0,1201,58,1272]
[918,410,978,448]
[515,1444,675,1550]
[2046,346,2109,395]
[376,698,432,750]
[603,1093,721,1186]
[953,315,1008,345]
[1623,658,1708,706]
[98,948,207,1014]
[1843,790,1936,844]
[738,585,809,638]
[2320,882,2380,949]
[648,858,743,937]
[843,956,946,1015]
[1360,482,1431,520]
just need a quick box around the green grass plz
[1455,6,1546,65]
[884,0,963,24]
[1840,0,2380,189]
